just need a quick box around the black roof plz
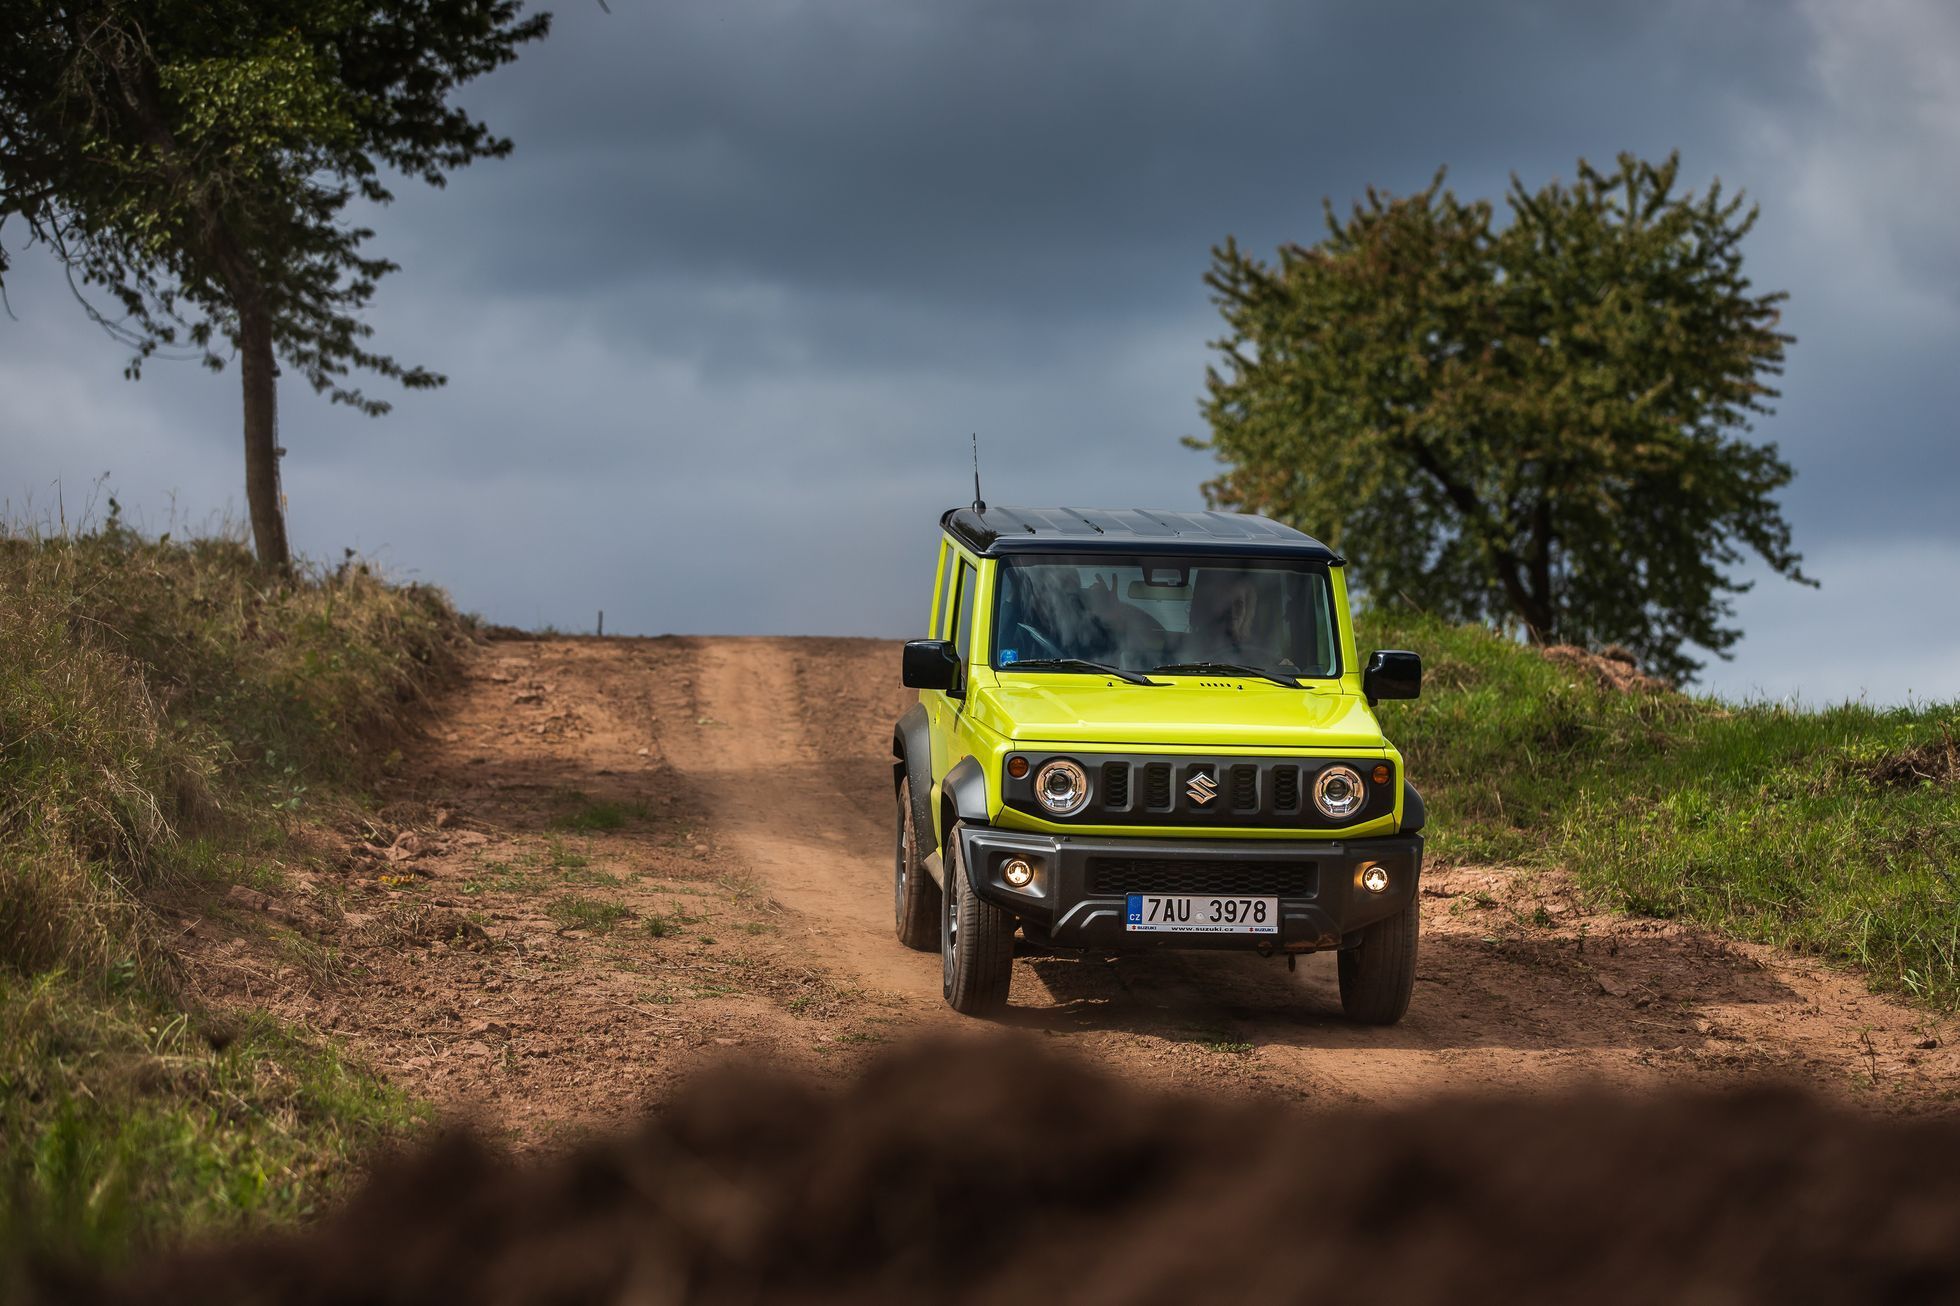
[941,505,1341,563]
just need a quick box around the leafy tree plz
[0,0,550,573]
[1193,153,1811,681]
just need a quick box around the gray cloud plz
[4,0,1956,701]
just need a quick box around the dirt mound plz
[44,1037,1960,1305]
[1541,643,1672,694]
[1864,732,1960,787]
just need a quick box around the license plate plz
[1125,893,1278,934]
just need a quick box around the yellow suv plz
[893,506,1425,1020]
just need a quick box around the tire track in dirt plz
[660,636,942,1004]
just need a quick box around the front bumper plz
[956,826,1422,952]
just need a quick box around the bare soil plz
[178,635,1959,1138]
[62,1039,1960,1305]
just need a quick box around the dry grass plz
[1,514,468,1262]
[0,516,468,981]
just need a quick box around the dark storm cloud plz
[5,0,1957,700]
[417,0,1816,320]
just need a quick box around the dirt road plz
[198,635,1956,1136]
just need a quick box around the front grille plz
[1000,752,1396,829]
[1102,760,1130,811]
[1087,857,1317,897]
[1229,764,1258,813]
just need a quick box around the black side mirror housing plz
[1363,649,1421,705]
[903,639,963,694]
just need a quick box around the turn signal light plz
[1371,764,1391,784]
[1007,756,1030,779]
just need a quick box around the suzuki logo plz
[1186,771,1218,805]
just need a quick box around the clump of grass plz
[642,901,706,939]
[714,871,771,906]
[550,793,650,832]
[542,839,590,872]
[1361,606,1960,1007]
[547,894,634,934]
[1203,1040,1255,1056]
[560,865,623,889]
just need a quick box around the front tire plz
[894,775,940,950]
[940,821,1015,1015]
[1337,901,1419,1025]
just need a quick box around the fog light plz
[1002,857,1035,888]
[1360,863,1389,894]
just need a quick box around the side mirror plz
[1363,649,1421,705]
[902,639,963,694]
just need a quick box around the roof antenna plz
[970,432,986,513]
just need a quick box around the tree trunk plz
[238,297,291,576]
[101,49,292,574]
[1523,495,1558,644]
[1404,438,1555,643]
[1515,592,1557,645]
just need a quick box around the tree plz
[0,0,550,573]
[1193,153,1812,681]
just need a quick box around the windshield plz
[990,555,1340,681]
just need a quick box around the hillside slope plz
[2,523,469,1264]
[1361,610,1960,1008]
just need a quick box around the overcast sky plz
[5,0,1957,703]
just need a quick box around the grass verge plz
[1363,609,1960,1007]
[1,972,423,1263]
[0,515,468,1269]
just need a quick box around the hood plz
[970,675,1388,750]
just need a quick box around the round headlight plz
[1033,759,1091,816]
[1313,764,1366,820]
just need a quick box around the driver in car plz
[1185,569,1264,665]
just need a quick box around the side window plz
[951,561,978,662]
[932,541,956,637]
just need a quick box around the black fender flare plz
[1401,781,1427,834]
[893,704,934,847]
[939,755,991,853]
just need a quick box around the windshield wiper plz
[1152,661,1302,688]
[1004,658,1163,686]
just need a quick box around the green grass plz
[546,894,635,934]
[0,517,467,1265]
[550,793,650,832]
[643,903,704,940]
[541,839,589,872]
[1201,1039,1255,1056]
[1362,608,1960,1007]
[1,973,421,1267]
